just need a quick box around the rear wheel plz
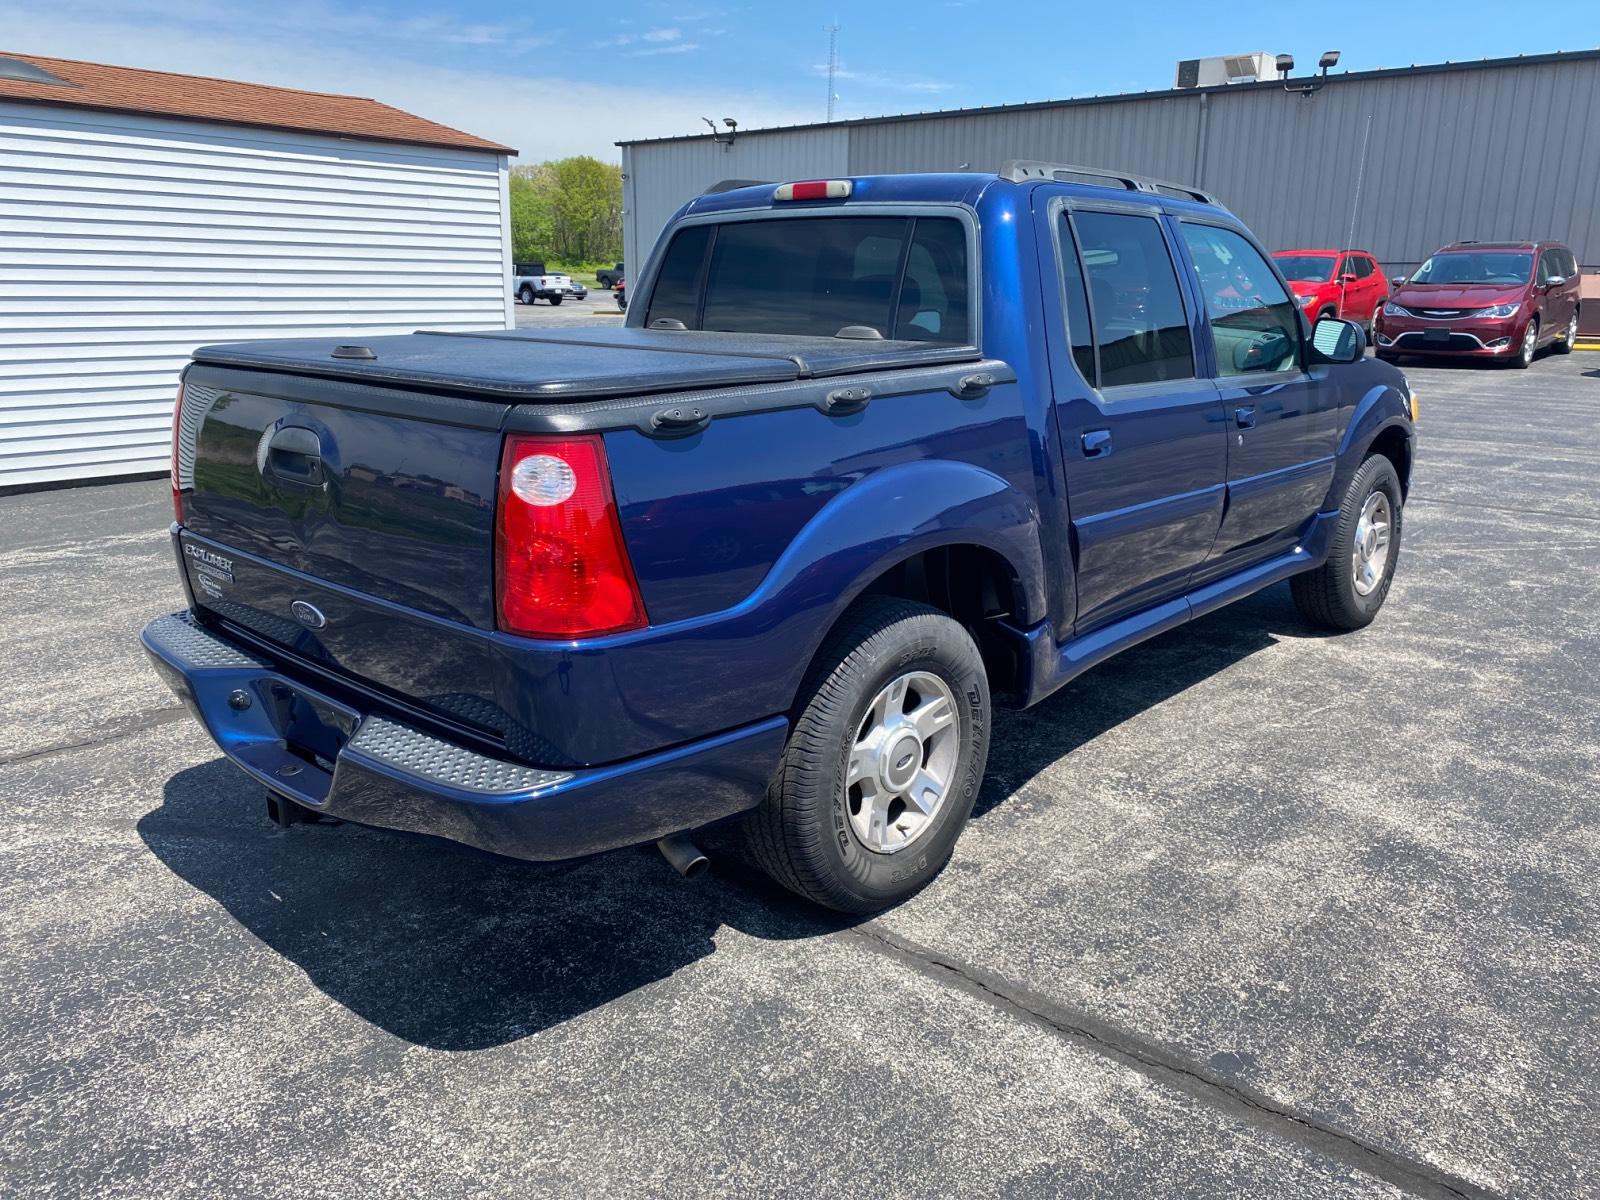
[1554,309,1578,354]
[744,597,990,913]
[549,294,563,306]
[1290,454,1403,631]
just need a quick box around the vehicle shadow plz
[136,582,1317,1051]
[973,582,1318,818]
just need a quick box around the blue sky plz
[7,0,1596,160]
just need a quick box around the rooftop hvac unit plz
[1174,53,1274,89]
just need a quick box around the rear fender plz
[749,457,1046,696]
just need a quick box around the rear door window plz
[1071,210,1194,388]
[646,215,972,342]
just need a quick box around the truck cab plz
[146,164,1416,913]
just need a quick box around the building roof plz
[0,50,513,154]
[617,47,1600,147]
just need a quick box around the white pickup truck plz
[512,261,571,306]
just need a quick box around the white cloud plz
[640,27,682,43]
[812,62,952,95]
[632,42,699,57]
[4,2,816,160]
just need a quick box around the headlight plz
[1474,302,1520,319]
[1383,301,1409,317]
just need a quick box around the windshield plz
[1410,251,1532,286]
[1274,255,1337,283]
[645,215,971,343]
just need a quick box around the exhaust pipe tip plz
[657,832,709,880]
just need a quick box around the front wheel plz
[1290,454,1403,631]
[744,597,990,913]
[1509,317,1538,369]
[517,285,534,305]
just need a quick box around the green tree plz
[508,163,556,263]
[549,156,623,263]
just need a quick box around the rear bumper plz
[141,611,786,862]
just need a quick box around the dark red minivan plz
[1374,241,1581,368]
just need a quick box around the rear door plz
[1036,194,1227,634]
[1176,221,1339,579]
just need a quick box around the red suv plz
[1374,241,1581,368]
[1273,248,1389,332]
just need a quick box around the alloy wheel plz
[1351,491,1393,597]
[846,671,960,854]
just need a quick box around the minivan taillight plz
[495,434,647,639]
[170,381,186,524]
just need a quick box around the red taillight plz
[170,381,186,523]
[495,434,647,639]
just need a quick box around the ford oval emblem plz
[290,600,327,630]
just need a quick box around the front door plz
[1037,197,1228,634]
[1177,221,1340,579]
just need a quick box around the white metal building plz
[0,52,515,489]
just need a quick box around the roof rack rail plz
[702,178,772,195]
[999,160,1220,206]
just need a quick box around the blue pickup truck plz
[145,163,1416,913]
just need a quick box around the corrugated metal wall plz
[621,54,1600,278]
[623,126,848,275]
[1,102,511,489]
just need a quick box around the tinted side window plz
[896,218,970,342]
[1180,224,1301,376]
[1351,255,1373,279]
[1073,211,1194,387]
[1538,251,1556,285]
[1054,210,1096,382]
[646,225,712,327]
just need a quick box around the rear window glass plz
[645,215,971,342]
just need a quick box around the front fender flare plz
[1327,381,1414,507]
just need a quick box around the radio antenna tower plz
[825,23,840,122]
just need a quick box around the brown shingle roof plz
[0,51,513,154]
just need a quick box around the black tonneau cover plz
[191,327,982,402]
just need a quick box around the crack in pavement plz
[0,705,189,768]
[848,923,1503,1200]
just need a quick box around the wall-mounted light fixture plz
[1278,50,1340,97]
[702,117,739,149]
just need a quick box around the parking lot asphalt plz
[3,351,1597,1198]
[514,290,626,328]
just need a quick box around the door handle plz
[1081,429,1112,458]
[1234,407,1257,429]
[265,425,324,487]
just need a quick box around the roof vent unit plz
[0,56,77,86]
[1174,52,1274,89]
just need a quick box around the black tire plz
[549,295,563,306]
[1318,307,1337,322]
[744,596,990,913]
[1290,454,1403,631]
[518,285,534,305]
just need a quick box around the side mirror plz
[1312,316,1366,364]
[1341,272,1358,283]
[1392,275,1408,287]
[1546,275,1567,288]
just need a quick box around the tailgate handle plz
[265,426,325,487]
